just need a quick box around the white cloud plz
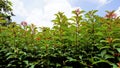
[98,0,110,4]
[89,0,112,5]
[115,7,120,17]
[11,0,28,17]
[96,0,113,9]
[44,0,72,19]
[68,0,112,9]
[25,8,43,27]
[11,0,80,28]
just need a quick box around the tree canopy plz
[0,0,13,26]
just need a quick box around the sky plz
[11,0,120,28]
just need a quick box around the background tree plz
[0,0,13,26]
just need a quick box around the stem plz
[92,22,95,44]
[13,28,15,46]
[60,21,62,41]
[24,30,27,46]
[0,25,3,44]
[76,15,79,46]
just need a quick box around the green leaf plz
[30,65,35,68]
[92,59,110,65]
[100,40,108,43]
[5,52,13,56]
[113,38,120,42]
[111,63,118,68]
[100,46,110,50]
[56,63,61,67]
[7,63,12,67]
[96,32,103,35]
[113,43,120,48]
[101,50,107,58]
[67,57,77,62]
[117,57,120,61]
[116,48,120,53]
[79,56,83,59]
[63,66,73,68]
[6,55,17,60]
[104,54,114,59]
[23,60,29,65]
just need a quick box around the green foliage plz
[0,0,13,26]
[0,10,120,68]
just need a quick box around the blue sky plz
[11,0,120,27]
[70,0,120,16]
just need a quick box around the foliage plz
[0,0,13,26]
[0,9,120,68]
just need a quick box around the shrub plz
[0,10,120,68]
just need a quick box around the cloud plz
[11,0,28,17]
[44,0,73,20]
[25,8,43,27]
[88,0,112,6]
[68,0,112,9]
[96,0,113,9]
[11,0,80,28]
[98,0,111,4]
[115,7,120,17]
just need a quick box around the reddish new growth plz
[117,62,120,68]
[105,11,117,19]
[75,9,80,15]
[106,37,113,44]
[36,37,40,41]
[21,21,27,26]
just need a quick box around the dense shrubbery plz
[0,9,120,68]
